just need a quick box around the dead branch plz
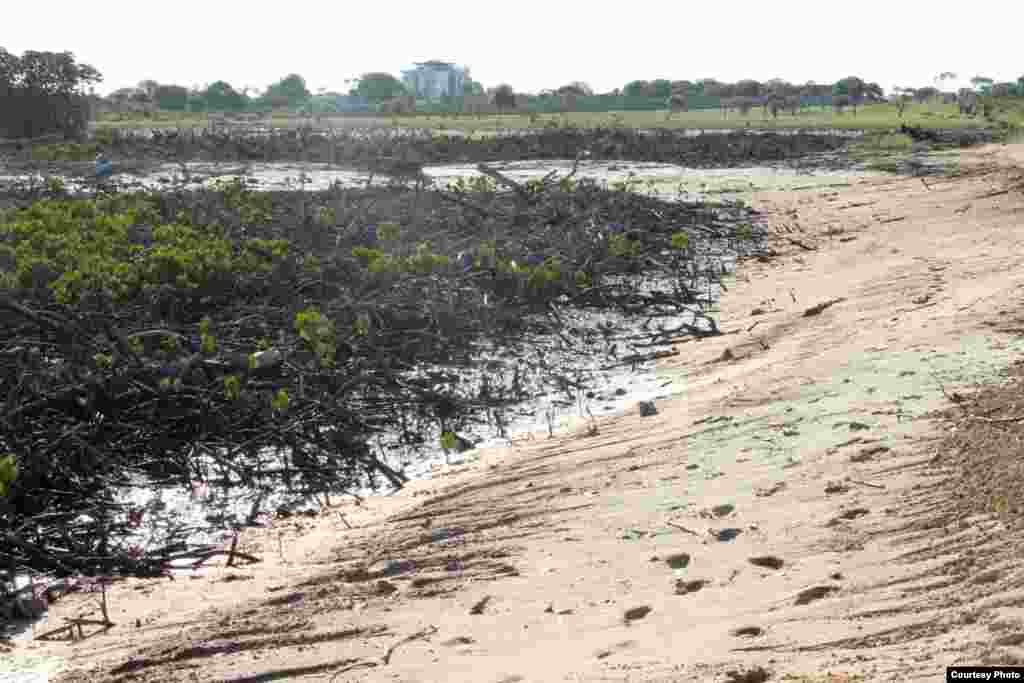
[803,298,846,317]
[382,625,438,665]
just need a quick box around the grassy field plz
[90,101,1023,136]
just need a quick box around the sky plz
[4,1,1022,97]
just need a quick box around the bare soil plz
[8,143,1024,683]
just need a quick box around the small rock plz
[375,580,398,596]
[638,400,658,416]
[442,636,476,647]
[731,625,764,638]
[794,585,839,606]
[429,528,466,543]
[827,508,870,526]
[830,572,844,580]
[674,579,707,595]
[614,388,628,396]
[713,528,743,542]
[710,503,735,518]
[623,605,652,624]
[686,463,700,470]
[824,481,850,495]
[749,556,784,570]
[382,559,416,576]
[725,666,771,683]
[665,553,691,570]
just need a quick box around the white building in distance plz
[401,61,468,99]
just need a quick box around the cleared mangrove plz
[0,137,768,592]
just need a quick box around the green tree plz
[556,82,591,96]
[833,76,866,113]
[0,50,101,95]
[734,79,762,97]
[492,83,515,111]
[991,82,1014,98]
[352,72,406,101]
[202,80,246,111]
[764,78,793,98]
[265,73,311,108]
[970,76,994,94]
[464,79,484,96]
[670,80,694,95]
[698,79,728,97]
[651,79,672,98]
[137,79,159,99]
[186,88,206,112]
[623,80,649,97]
[154,84,188,111]
[832,76,864,98]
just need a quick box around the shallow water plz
[0,157,881,199]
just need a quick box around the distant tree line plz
[104,73,313,115]
[100,69,1024,118]
[100,70,489,116]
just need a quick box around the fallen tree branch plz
[476,164,531,202]
[382,625,438,665]
[666,521,702,536]
[803,297,846,317]
[973,188,1011,200]
[849,479,885,490]
[784,236,817,251]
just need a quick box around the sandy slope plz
[9,143,1024,683]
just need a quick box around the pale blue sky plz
[5,1,1022,97]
